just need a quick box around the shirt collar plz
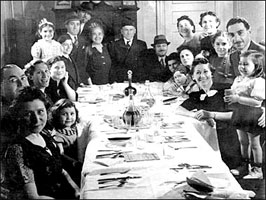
[124,38,132,45]
[67,33,77,42]
[92,43,103,48]
[240,40,251,53]
[158,56,166,62]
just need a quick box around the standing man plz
[64,13,90,84]
[75,2,94,43]
[108,19,147,83]
[142,35,172,82]
[227,17,265,77]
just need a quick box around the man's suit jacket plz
[141,49,172,82]
[69,33,90,84]
[230,40,265,77]
[61,55,80,90]
[108,37,147,83]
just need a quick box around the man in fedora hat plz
[64,12,90,84]
[75,2,94,42]
[141,34,172,82]
[108,18,147,83]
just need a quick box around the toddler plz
[224,50,265,179]
[209,31,235,89]
[31,18,62,62]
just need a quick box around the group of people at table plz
[0,3,265,199]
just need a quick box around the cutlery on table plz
[171,163,212,170]
[96,150,132,158]
[97,176,141,184]
[100,169,131,176]
[168,146,197,150]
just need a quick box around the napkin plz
[186,170,214,193]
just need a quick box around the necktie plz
[126,40,131,49]
[74,36,78,47]
[160,58,165,67]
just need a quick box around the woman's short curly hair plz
[199,11,220,28]
[177,15,196,33]
[9,86,49,119]
[191,57,215,75]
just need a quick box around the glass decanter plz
[124,70,137,96]
[140,80,155,108]
[122,90,141,128]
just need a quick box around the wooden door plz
[158,1,216,54]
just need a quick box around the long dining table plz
[75,82,245,199]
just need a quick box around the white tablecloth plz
[74,83,243,199]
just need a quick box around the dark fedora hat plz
[64,13,81,25]
[121,18,136,28]
[76,2,93,15]
[151,34,170,46]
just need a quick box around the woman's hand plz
[224,94,239,105]
[62,71,69,85]
[258,107,265,128]
[194,110,215,127]
[194,110,214,120]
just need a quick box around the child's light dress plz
[231,76,265,104]
[31,39,62,62]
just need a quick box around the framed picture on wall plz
[122,1,137,6]
[54,1,72,9]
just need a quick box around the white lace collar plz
[200,90,218,101]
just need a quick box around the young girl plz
[209,31,235,90]
[45,56,77,103]
[224,50,265,179]
[31,18,62,62]
[48,98,97,162]
[49,99,80,158]
[86,23,111,85]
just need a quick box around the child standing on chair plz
[31,18,62,63]
[224,50,265,179]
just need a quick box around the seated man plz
[142,35,172,82]
[1,64,29,198]
[0,64,29,117]
[108,19,147,83]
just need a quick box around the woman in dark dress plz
[86,23,111,85]
[177,57,241,169]
[3,86,79,199]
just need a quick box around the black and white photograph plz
[1,1,265,199]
